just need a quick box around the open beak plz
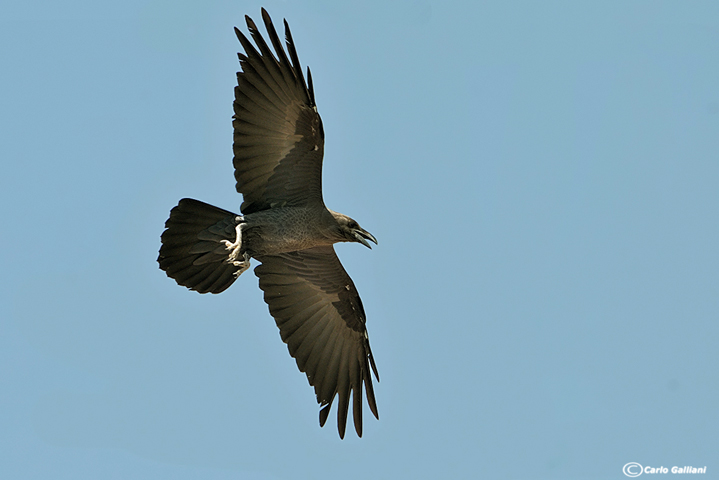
[353,228,378,249]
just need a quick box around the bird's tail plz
[158,198,248,294]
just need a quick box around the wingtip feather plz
[245,14,258,32]
[319,402,331,427]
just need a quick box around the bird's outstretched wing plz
[233,9,325,215]
[254,246,380,438]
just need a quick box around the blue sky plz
[2,1,718,479]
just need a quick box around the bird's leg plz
[222,217,251,275]
[222,221,244,261]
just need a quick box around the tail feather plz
[158,198,246,294]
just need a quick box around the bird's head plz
[330,211,378,249]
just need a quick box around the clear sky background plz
[2,1,718,479]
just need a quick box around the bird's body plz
[243,206,345,255]
[158,9,379,438]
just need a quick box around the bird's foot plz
[222,222,250,275]
[231,252,251,277]
[222,222,244,259]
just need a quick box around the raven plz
[158,9,379,439]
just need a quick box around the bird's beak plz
[353,228,378,249]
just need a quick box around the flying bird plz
[157,9,379,438]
